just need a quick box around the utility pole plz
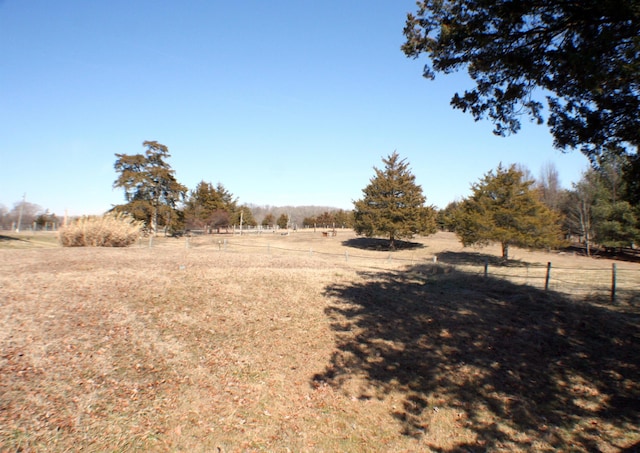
[16,193,26,233]
[239,210,243,235]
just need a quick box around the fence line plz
[168,236,640,303]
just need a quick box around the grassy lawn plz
[0,231,59,249]
[1,231,638,451]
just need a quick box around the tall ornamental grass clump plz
[58,212,143,247]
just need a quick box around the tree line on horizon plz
[2,143,638,259]
[5,1,638,257]
[2,141,638,259]
[103,142,640,258]
[108,141,354,235]
[3,139,639,259]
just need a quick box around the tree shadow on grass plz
[0,234,27,243]
[436,250,532,268]
[314,264,640,451]
[342,237,425,252]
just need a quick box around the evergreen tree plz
[276,213,289,229]
[456,164,563,260]
[35,210,58,230]
[402,1,640,182]
[593,201,640,250]
[113,141,187,235]
[302,215,317,228]
[353,152,436,249]
[214,183,238,212]
[262,213,276,228]
[316,211,334,228]
[591,154,640,250]
[232,205,257,228]
[183,181,238,231]
[623,154,640,206]
[437,201,460,232]
[562,161,640,254]
[333,209,353,229]
[183,181,219,229]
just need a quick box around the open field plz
[0,232,60,249]
[1,230,639,451]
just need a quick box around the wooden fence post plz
[484,260,489,278]
[611,263,617,303]
[545,262,552,291]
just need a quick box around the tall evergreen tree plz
[562,161,640,254]
[113,141,187,235]
[353,152,436,249]
[437,201,460,232]
[594,201,640,250]
[232,205,257,228]
[276,213,289,229]
[591,154,640,250]
[183,181,219,228]
[456,164,563,260]
[183,181,239,231]
[333,209,354,229]
[262,213,276,228]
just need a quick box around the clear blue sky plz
[0,0,589,216]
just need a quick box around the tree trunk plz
[579,199,591,257]
[151,199,159,236]
[389,235,396,250]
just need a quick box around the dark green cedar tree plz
[593,201,640,250]
[262,213,276,228]
[276,213,289,229]
[232,205,257,228]
[456,164,564,260]
[183,181,238,230]
[353,151,436,249]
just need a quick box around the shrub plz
[58,212,143,247]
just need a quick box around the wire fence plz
[168,236,640,305]
[453,261,640,304]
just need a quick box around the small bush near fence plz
[58,213,143,247]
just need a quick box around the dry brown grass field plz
[1,230,639,452]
